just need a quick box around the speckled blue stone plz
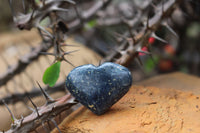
[66,62,132,115]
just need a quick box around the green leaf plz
[87,20,97,28]
[43,61,61,87]
[84,19,97,30]
[144,56,159,73]
[35,0,40,4]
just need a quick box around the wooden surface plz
[52,72,200,133]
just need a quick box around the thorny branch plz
[1,0,113,132]
[104,0,181,66]
[0,41,52,87]
[68,0,112,32]
[0,0,112,88]
[2,94,77,133]
[0,82,65,105]
[1,0,183,132]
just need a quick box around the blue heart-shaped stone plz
[66,62,132,115]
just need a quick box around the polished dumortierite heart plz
[66,62,132,115]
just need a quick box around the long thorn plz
[36,81,54,104]
[27,95,40,117]
[2,100,16,123]
[63,58,75,67]
[64,50,79,55]
[51,119,62,133]
[162,22,178,38]
[151,32,168,44]
[61,44,79,47]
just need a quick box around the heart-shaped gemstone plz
[66,62,132,115]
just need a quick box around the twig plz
[0,41,53,87]
[0,0,112,88]
[3,94,77,133]
[0,82,65,105]
[68,0,112,32]
[104,0,180,66]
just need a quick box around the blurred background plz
[0,0,199,82]
[0,0,200,131]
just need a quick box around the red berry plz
[148,37,155,44]
[139,47,148,56]
[164,44,175,55]
[158,60,173,71]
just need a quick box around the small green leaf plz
[43,61,61,87]
[35,0,40,4]
[144,56,159,73]
[88,20,97,28]
[84,19,97,30]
